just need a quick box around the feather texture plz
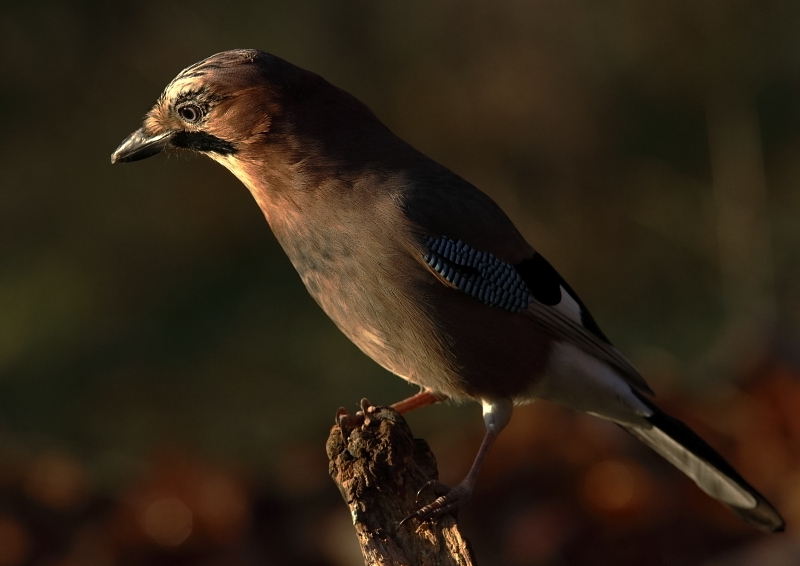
[621,393,784,532]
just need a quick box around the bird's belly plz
[267,197,553,401]
[296,257,455,392]
[289,246,553,401]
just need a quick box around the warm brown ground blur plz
[1,1,800,565]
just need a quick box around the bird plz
[112,49,784,532]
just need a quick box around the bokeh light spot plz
[142,497,193,546]
[582,460,634,511]
[24,451,88,510]
[196,473,248,544]
[0,516,30,566]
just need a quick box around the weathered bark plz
[326,406,476,566]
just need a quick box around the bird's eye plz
[177,104,203,123]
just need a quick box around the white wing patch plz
[553,285,582,324]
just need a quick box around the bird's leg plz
[400,398,513,524]
[391,389,446,414]
[401,427,498,524]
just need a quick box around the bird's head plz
[113,49,406,205]
[111,49,328,168]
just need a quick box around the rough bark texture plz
[326,406,476,566]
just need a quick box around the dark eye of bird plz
[177,104,202,123]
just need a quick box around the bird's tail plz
[619,393,785,533]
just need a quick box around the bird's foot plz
[335,398,377,441]
[400,480,472,525]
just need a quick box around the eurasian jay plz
[112,49,784,532]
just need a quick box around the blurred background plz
[1,1,800,564]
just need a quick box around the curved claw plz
[400,483,472,526]
[360,398,376,426]
[336,398,382,442]
[415,480,450,503]
[336,406,365,442]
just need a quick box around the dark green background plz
[1,1,799,564]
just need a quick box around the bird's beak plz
[111,129,174,164]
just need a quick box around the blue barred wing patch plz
[422,236,532,312]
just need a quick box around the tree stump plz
[326,405,476,566]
